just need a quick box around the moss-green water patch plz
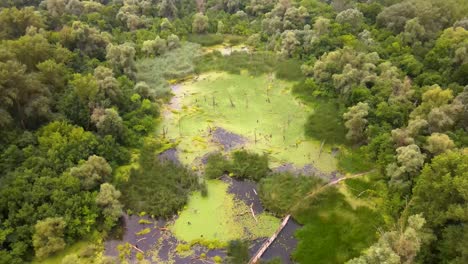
[159,71,337,173]
[171,180,280,243]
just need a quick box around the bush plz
[230,150,269,181]
[227,240,249,264]
[121,141,199,218]
[205,152,230,179]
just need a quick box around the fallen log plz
[131,244,144,254]
[248,215,290,264]
[250,203,258,222]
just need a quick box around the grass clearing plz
[170,180,280,243]
[160,71,337,172]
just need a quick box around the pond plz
[105,177,301,263]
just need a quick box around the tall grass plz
[136,42,201,97]
[187,34,224,46]
[195,51,304,81]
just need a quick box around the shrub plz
[205,152,230,179]
[227,240,249,264]
[121,141,199,218]
[230,150,269,181]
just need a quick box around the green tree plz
[192,13,209,34]
[96,183,123,231]
[424,133,455,155]
[387,144,425,190]
[410,150,468,262]
[106,43,137,79]
[70,155,112,190]
[336,8,363,31]
[0,7,44,39]
[280,30,300,58]
[32,217,66,259]
[167,34,180,50]
[347,214,427,264]
[91,108,125,141]
[343,102,370,143]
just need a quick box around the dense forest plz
[0,0,467,263]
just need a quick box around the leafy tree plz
[386,144,425,192]
[96,183,123,231]
[70,155,112,190]
[336,8,363,31]
[167,34,180,50]
[313,16,331,36]
[159,0,178,18]
[32,217,66,259]
[0,7,44,40]
[347,214,427,264]
[410,150,468,262]
[142,36,167,56]
[343,102,370,143]
[106,43,137,79]
[0,60,50,129]
[192,13,209,33]
[94,66,122,105]
[424,133,455,155]
[91,108,125,142]
[59,21,110,59]
[280,30,299,58]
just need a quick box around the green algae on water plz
[170,180,280,244]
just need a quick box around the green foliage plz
[136,42,200,96]
[121,141,199,218]
[410,150,468,262]
[204,152,229,179]
[338,148,373,173]
[213,255,223,263]
[32,217,66,259]
[303,99,347,145]
[226,240,249,264]
[230,150,269,181]
[259,173,323,215]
